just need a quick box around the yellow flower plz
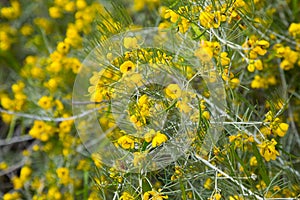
[204,178,212,190]
[165,84,182,99]
[144,129,156,143]
[57,41,70,54]
[76,0,87,10]
[143,190,168,200]
[152,132,168,147]
[194,46,213,62]
[3,192,21,200]
[38,96,53,110]
[214,193,222,200]
[91,153,102,168]
[120,61,136,74]
[199,11,214,28]
[49,6,63,19]
[220,52,230,66]
[273,122,289,137]
[64,1,76,12]
[258,139,280,162]
[117,135,135,149]
[0,161,8,170]
[119,192,134,200]
[20,24,34,36]
[12,176,23,190]
[249,156,258,166]
[0,1,21,20]
[176,100,192,113]
[56,167,70,185]
[20,166,31,181]
[123,37,139,49]
[288,22,300,38]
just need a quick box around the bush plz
[0,0,300,199]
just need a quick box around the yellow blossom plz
[49,6,63,18]
[288,22,300,38]
[194,47,213,62]
[214,193,222,200]
[144,129,156,143]
[91,153,102,168]
[56,167,70,185]
[57,41,70,54]
[204,178,212,190]
[220,52,230,66]
[258,139,280,161]
[273,122,289,137]
[143,190,168,200]
[3,192,21,200]
[123,37,139,49]
[152,132,168,147]
[120,61,136,74]
[119,192,134,200]
[0,161,8,170]
[117,135,135,149]
[20,166,32,181]
[38,96,53,110]
[250,156,258,166]
[165,84,182,99]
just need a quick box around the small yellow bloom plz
[3,192,21,200]
[258,139,280,162]
[20,24,34,36]
[274,122,289,137]
[194,47,213,62]
[152,132,168,147]
[143,190,168,200]
[123,37,139,49]
[165,84,182,99]
[204,178,212,190]
[91,153,102,168]
[220,52,230,66]
[117,135,135,149]
[0,161,8,170]
[214,193,222,200]
[38,96,53,110]
[144,129,156,143]
[57,41,70,54]
[49,6,62,19]
[289,22,300,37]
[120,61,136,74]
[20,166,31,181]
[119,192,134,200]
[56,167,70,185]
[249,156,258,166]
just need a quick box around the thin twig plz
[0,158,26,177]
[194,154,264,200]
[0,135,33,146]
[0,105,105,122]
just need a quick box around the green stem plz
[83,170,89,200]
[6,116,16,140]
[180,178,187,200]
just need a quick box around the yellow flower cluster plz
[29,120,55,142]
[258,139,279,162]
[273,44,299,70]
[262,111,289,137]
[143,189,168,200]
[0,0,21,20]
[12,166,32,190]
[0,81,27,123]
[119,192,134,200]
